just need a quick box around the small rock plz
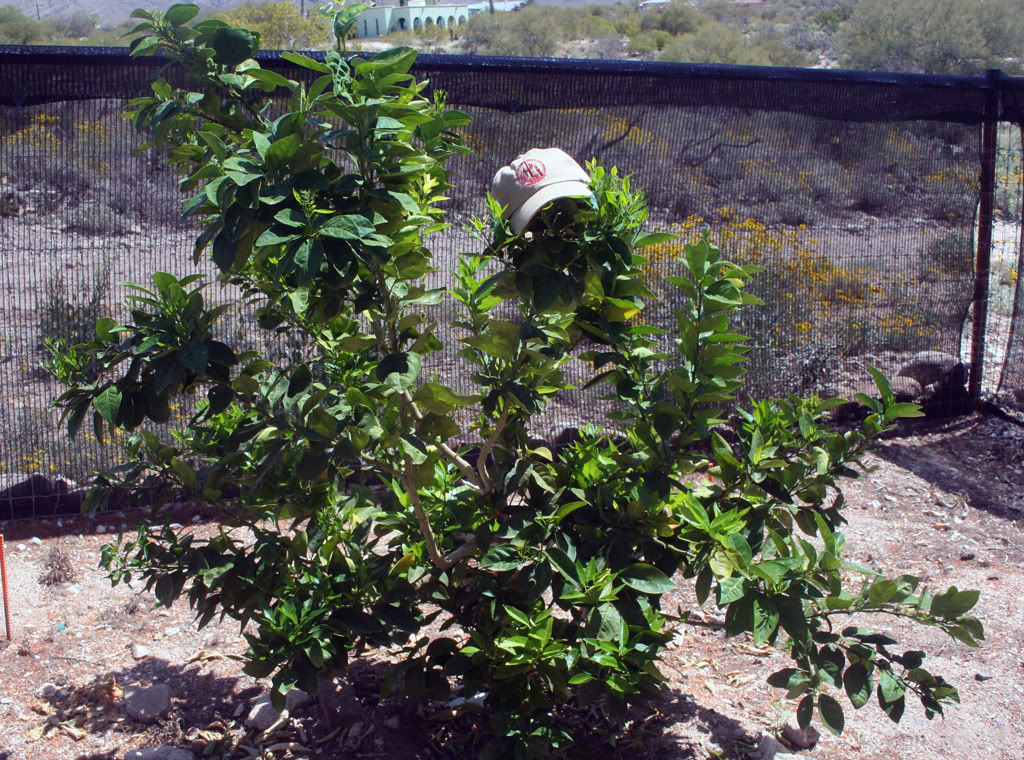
[164,627,180,636]
[131,643,150,660]
[191,515,201,523]
[975,672,995,681]
[0,697,13,704]
[30,536,42,545]
[35,683,62,699]
[782,719,821,750]
[124,748,197,760]
[246,696,286,731]
[757,734,811,760]
[871,500,881,509]
[122,684,171,723]
[960,551,976,561]
[96,525,106,533]
[898,351,959,387]
[16,544,26,552]
[169,523,182,530]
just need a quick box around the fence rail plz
[1,46,1022,519]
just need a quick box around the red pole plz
[0,535,11,640]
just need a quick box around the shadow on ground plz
[874,414,1024,521]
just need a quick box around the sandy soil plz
[1,411,1023,760]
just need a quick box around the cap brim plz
[508,181,593,234]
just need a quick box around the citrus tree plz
[46,5,984,757]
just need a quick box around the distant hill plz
[2,0,251,26]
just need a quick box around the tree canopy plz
[838,0,1024,74]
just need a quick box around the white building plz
[355,0,471,39]
[355,0,527,39]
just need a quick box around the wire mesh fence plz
[1,47,1022,518]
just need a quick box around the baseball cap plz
[491,148,593,234]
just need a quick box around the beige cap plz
[491,148,593,234]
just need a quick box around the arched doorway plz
[398,18,406,30]
[413,17,421,29]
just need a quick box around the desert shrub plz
[927,230,975,277]
[39,540,77,586]
[47,7,985,758]
[38,261,113,350]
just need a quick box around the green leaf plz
[878,669,905,703]
[618,563,675,594]
[633,232,675,248]
[165,3,200,26]
[356,46,418,78]
[885,402,924,421]
[319,214,376,240]
[94,386,122,423]
[178,342,210,374]
[547,547,582,590]
[212,27,258,66]
[796,694,814,728]
[95,316,119,342]
[280,51,331,73]
[170,457,198,488]
[877,684,906,723]
[503,605,530,626]
[867,365,893,403]
[375,352,421,391]
[413,382,479,415]
[752,596,779,645]
[818,693,845,736]
[843,664,872,709]
[727,533,753,565]
[480,545,521,572]
[930,587,980,618]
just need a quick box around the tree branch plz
[403,455,477,570]
[477,406,509,494]
[399,390,481,489]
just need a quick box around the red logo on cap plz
[515,159,546,187]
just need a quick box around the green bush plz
[47,6,984,758]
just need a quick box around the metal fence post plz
[0,535,11,640]
[969,69,1001,401]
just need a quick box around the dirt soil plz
[1,413,1023,760]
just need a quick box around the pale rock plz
[890,376,923,401]
[96,525,106,533]
[122,684,171,723]
[246,695,285,731]
[897,351,959,387]
[164,627,180,636]
[131,643,150,660]
[124,748,196,760]
[756,735,812,760]
[16,544,26,552]
[35,682,65,700]
[30,536,42,545]
[781,719,820,750]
